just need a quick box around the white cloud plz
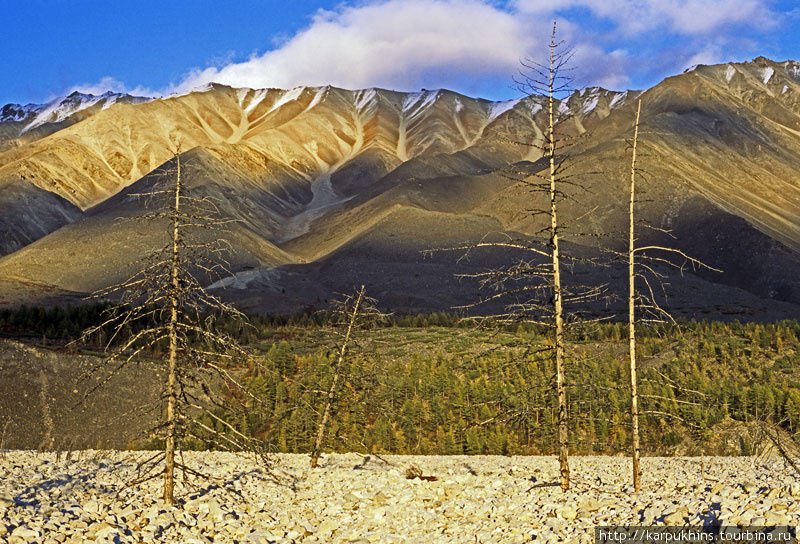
[685,49,722,69]
[173,0,547,95]
[572,45,630,89]
[65,0,790,102]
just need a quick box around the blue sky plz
[1,0,798,106]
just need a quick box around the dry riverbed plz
[0,452,798,543]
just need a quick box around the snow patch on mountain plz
[609,90,629,109]
[100,95,120,110]
[244,89,269,113]
[235,88,249,107]
[268,87,306,114]
[189,83,215,94]
[487,98,521,122]
[9,91,149,134]
[306,86,328,111]
[0,103,38,123]
[725,65,736,83]
[21,92,105,133]
[761,67,774,85]
[582,94,600,115]
[402,90,440,119]
[354,88,378,112]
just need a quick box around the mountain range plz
[1,57,799,320]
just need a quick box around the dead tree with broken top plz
[310,285,384,467]
[624,99,720,491]
[78,143,268,504]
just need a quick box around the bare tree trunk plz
[311,286,365,468]
[700,453,706,483]
[77,141,268,501]
[163,151,181,505]
[547,24,569,492]
[628,99,642,493]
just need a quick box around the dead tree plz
[625,99,720,491]
[427,22,605,491]
[756,419,800,477]
[628,100,643,492]
[508,21,577,491]
[544,23,570,493]
[79,144,265,504]
[310,286,364,468]
[310,286,384,467]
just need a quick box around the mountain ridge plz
[0,57,798,318]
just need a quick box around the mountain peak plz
[751,55,774,65]
[0,91,152,135]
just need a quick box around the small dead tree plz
[79,144,265,504]
[756,419,800,477]
[310,286,384,467]
[625,99,720,491]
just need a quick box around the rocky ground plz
[0,452,798,544]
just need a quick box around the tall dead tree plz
[80,144,264,504]
[628,100,643,492]
[517,21,573,491]
[429,22,601,491]
[547,24,570,493]
[625,99,720,491]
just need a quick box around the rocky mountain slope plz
[0,57,798,318]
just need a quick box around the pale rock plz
[343,492,359,503]
[83,500,100,515]
[86,521,112,538]
[0,492,15,507]
[663,507,689,524]
[244,531,275,544]
[10,525,41,541]
[317,518,339,535]
[766,488,780,499]
[764,512,790,525]
[580,498,601,512]
[556,505,577,521]
[94,524,118,541]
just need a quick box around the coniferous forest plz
[2,306,798,457]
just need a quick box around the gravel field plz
[0,451,798,543]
